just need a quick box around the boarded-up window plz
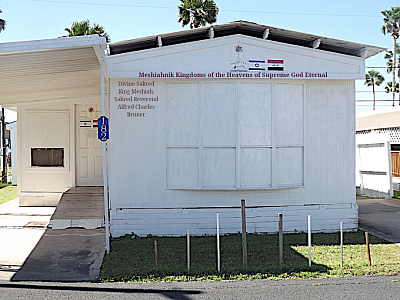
[31,148,64,167]
[166,82,304,189]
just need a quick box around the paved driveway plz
[0,199,55,280]
[357,198,400,245]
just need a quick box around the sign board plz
[98,116,109,141]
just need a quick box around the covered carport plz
[0,36,110,280]
[0,35,108,207]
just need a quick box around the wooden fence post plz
[154,240,158,268]
[187,228,190,273]
[365,232,371,266]
[279,213,283,272]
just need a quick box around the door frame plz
[72,102,103,187]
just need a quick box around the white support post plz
[217,212,220,272]
[100,57,110,254]
[340,221,343,267]
[308,215,311,267]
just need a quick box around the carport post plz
[100,57,110,254]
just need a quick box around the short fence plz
[104,200,370,276]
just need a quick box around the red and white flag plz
[267,59,284,71]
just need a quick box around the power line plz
[356,100,398,102]
[25,0,382,18]
[366,67,399,69]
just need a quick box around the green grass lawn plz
[99,231,400,282]
[356,195,385,200]
[0,183,17,205]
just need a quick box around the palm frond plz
[178,0,219,29]
[0,7,5,33]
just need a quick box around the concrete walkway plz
[0,199,55,280]
[358,197,400,245]
[9,188,106,281]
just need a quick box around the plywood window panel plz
[240,148,271,187]
[31,148,64,167]
[276,147,304,186]
[275,84,304,146]
[203,83,236,146]
[239,84,272,146]
[166,84,198,146]
[166,82,304,190]
[203,148,236,187]
[167,148,198,188]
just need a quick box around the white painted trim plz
[17,108,22,196]
[101,57,110,253]
[0,35,107,54]
[70,103,76,188]
[9,94,102,107]
[108,72,364,80]
[356,47,369,59]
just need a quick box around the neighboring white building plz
[356,107,400,198]
[0,21,385,236]
[6,121,17,185]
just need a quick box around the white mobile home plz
[0,21,385,237]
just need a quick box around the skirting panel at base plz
[110,203,358,237]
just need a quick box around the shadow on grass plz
[99,231,388,281]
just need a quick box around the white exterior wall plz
[356,132,393,197]
[17,98,101,206]
[107,35,358,237]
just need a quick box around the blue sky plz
[0,0,399,114]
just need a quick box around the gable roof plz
[109,20,385,59]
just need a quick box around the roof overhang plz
[357,106,400,131]
[109,20,386,59]
[0,35,107,109]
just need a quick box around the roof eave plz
[0,35,107,55]
[108,20,386,59]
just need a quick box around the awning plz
[0,35,107,109]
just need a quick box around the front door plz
[75,104,103,186]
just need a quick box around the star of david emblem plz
[235,45,243,53]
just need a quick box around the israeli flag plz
[248,60,266,71]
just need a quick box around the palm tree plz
[365,70,385,110]
[381,7,400,105]
[178,0,219,29]
[385,81,399,106]
[64,20,110,42]
[0,8,6,33]
[384,44,400,104]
